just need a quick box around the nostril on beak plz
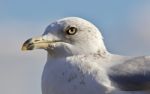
[34,40,40,42]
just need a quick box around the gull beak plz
[22,36,53,51]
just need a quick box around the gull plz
[22,17,150,94]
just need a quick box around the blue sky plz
[1,0,150,94]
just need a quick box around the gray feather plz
[108,56,150,91]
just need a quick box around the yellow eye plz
[66,27,77,35]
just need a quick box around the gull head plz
[22,17,107,57]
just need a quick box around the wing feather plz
[108,56,150,91]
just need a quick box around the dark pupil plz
[70,27,74,32]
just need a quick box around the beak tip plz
[21,38,34,51]
[21,46,28,51]
[21,36,49,51]
[21,43,35,51]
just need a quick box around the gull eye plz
[66,27,77,35]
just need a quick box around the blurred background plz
[0,0,150,94]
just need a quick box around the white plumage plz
[22,17,150,94]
